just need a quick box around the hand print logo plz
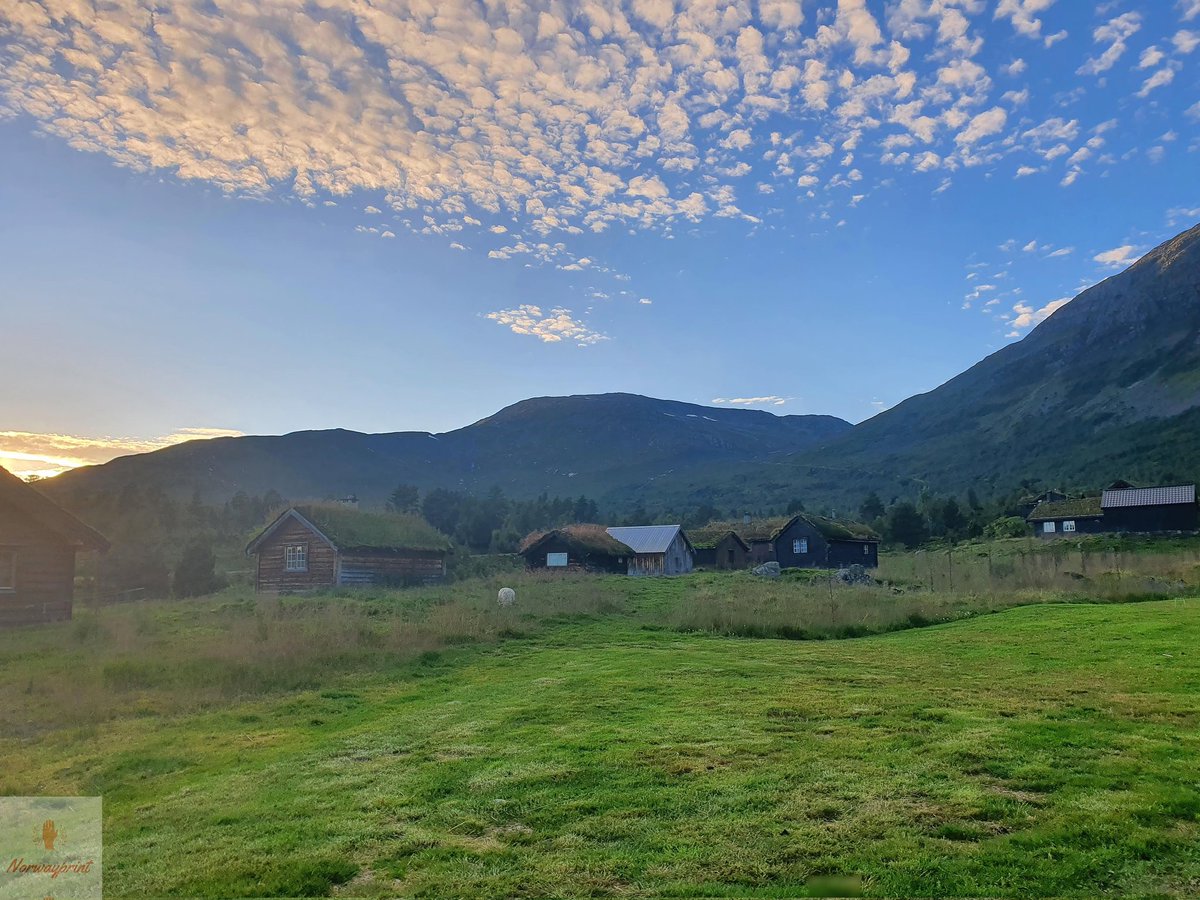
[40,819,59,851]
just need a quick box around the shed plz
[520,524,632,573]
[1100,484,1198,533]
[1028,497,1105,538]
[689,527,750,570]
[246,505,450,592]
[0,466,109,627]
[605,525,694,576]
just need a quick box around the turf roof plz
[1027,497,1103,521]
[687,527,749,550]
[520,524,633,557]
[250,505,452,552]
[705,514,879,543]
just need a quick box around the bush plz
[172,540,226,598]
[984,516,1029,539]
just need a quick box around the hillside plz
[661,222,1200,511]
[44,394,851,506]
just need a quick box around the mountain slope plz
[45,394,851,505]
[677,222,1200,509]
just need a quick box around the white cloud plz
[1174,30,1200,53]
[995,0,1060,43]
[364,206,382,215]
[485,305,607,346]
[1006,296,1071,334]
[1046,246,1074,257]
[1182,0,1200,22]
[956,107,1007,147]
[711,396,790,406]
[1137,66,1177,98]
[1078,12,1142,76]
[1094,245,1140,268]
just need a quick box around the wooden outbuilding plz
[605,525,694,576]
[520,524,633,573]
[1028,497,1105,538]
[0,466,109,627]
[689,527,750,570]
[718,514,879,569]
[1100,484,1198,533]
[246,505,450,592]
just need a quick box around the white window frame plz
[864,544,871,556]
[1043,522,1056,534]
[546,552,568,567]
[1062,520,1076,533]
[793,538,809,554]
[0,550,14,592]
[284,543,308,572]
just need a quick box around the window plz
[0,550,14,591]
[864,544,871,556]
[1062,520,1076,533]
[1043,522,1056,534]
[546,552,568,567]
[284,544,308,572]
[793,538,809,554]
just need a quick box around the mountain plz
[41,222,1200,515]
[683,221,1200,510]
[44,394,852,506]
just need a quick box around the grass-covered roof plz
[520,524,633,557]
[704,514,879,544]
[687,527,749,550]
[288,505,452,552]
[1027,497,1103,521]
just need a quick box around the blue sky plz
[1,0,1198,477]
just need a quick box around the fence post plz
[948,549,955,593]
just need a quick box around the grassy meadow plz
[3,542,1200,897]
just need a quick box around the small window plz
[793,538,809,554]
[546,552,568,567]
[1062,520,1076,533]
[284,544,308,572]
[0,550,14,591]
[1043,522,1056,534]
[864,544,871,556]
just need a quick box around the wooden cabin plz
[1028,497,1105,538]
[246,505,450,592]
[713,514,880,569]
[520,524,632,573]
[0,467,109,627]
[689,527,750,570]
[1100,484,1198,533]
[605,525,694,576]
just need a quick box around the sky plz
[1,0,1198,478]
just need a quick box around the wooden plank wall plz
[255,517,338,592]
[338,552,446,585]
[0,510,76,627]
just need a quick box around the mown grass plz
[3,564,1200,897]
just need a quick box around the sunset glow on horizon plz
[0,429,245,480]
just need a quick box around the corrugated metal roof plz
[605,525,684,554]
[1101,484,1196,509]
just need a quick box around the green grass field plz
[2,567,1200,898]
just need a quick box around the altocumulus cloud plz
[485,305,607,346]
[1,0,1189,345]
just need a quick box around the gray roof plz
[1101,484,1196,509]
[605,525,687,554]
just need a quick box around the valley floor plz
[3,598,1200,897]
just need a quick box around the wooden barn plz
[719,514,879,569]
[605,525,694,576]
[1028,497,1105,538]
[246,505,450,592]
[1101,484,1198,533]
[0,466,109,627]
[520,524,632,573]
[689,527,750,570]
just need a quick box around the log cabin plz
[246,505,451,592]
[689,527,750,570]
[520,524,632,573]
[710,514,880,569]
[0,466,109,627]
